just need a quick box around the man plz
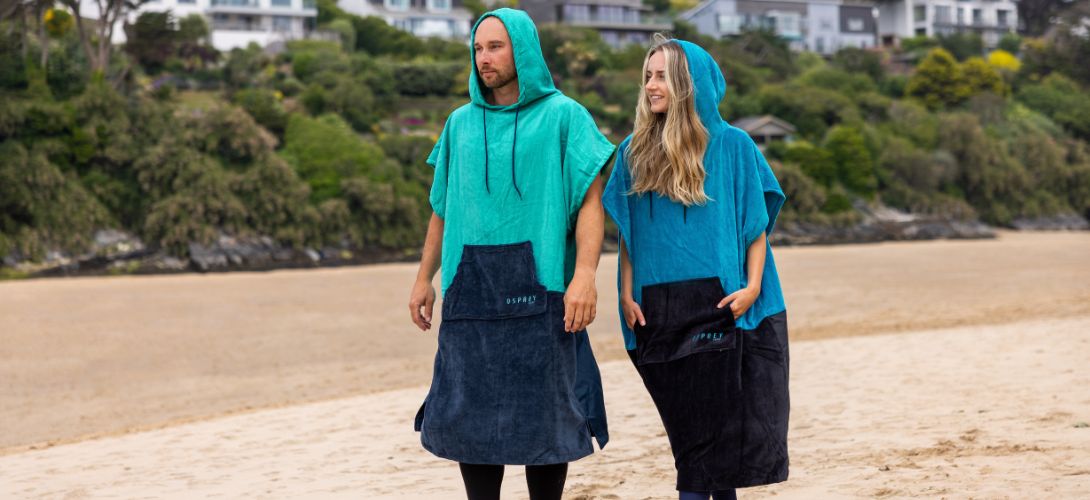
[408,8,616,500]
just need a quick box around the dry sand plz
[1,316,1087,499]
[1,230,1089,498]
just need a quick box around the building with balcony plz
[679,0,879,55]
[338,0,473,39]
[519,0,673,47]
[875,0,1018,48]
[80,0,318,51]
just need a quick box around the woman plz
[602,36,790,500]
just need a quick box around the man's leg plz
[459,463,504,500]
[525,462,568,500]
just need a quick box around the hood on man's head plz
[468,8,559,110]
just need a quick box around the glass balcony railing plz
[208,0,315,10]
[210,0,260,7]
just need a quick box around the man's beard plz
[480,67,516,89]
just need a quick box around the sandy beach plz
[2,230,1089,498]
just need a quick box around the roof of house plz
[732,115,797,135]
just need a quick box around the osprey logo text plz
[691,332,725,343]
[506,295,538,305]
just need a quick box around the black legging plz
[459,462,568,500]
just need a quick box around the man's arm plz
[564,176,605,333]
[409,212,444,331]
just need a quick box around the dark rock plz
[1010,214,1090,231]
[188,242,229,272]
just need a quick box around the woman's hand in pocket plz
[621,296,646,330]
[718,286,759,320]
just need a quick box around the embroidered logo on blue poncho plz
[505,295,539,305]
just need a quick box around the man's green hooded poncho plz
[427,8,617,296]
[416,8,614,465]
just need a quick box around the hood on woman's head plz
[669,39,727,129]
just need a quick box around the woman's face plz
[645,50,669,114]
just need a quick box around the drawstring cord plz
[482,104,523,199]
[647,195,690,223]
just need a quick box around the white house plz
[80,0,318,51]
[338,0,473,39]
[679,0,879,55]
[875,0,1018,48]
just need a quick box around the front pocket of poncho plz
[442,241,548,321]
[635,277,738,365]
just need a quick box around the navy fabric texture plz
[631,278,789,490]
[415,242,608,465]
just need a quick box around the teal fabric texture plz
[426,8,617,295]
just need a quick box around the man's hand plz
[563,270,597,333]
[409,279,437,331]
[717,285,760,320]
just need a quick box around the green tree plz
[997,33,1022,54]
[233,88,288,137]
[824,125,877,197]
[124,11,176,74]
[831,46,884,82]
[905,48,970,109]
[936,32,983,60]
[961,57,1006,97]
[1017,74,1090,140]
[281,113,386,202]
[327,18,355,51]
[784,141,837,188]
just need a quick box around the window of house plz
[913,5,926,22]
[271,0,291,7]
[997,9,1009,27]
[272,16,292,31]
[848,18,864,31]
[385,0,409,11]
[599,6,624,23]
[972,8,982,24]
[773,12,800,38]
[717,14,741,35]
[428,0,450,11]
[562,4,589,22]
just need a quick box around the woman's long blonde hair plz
[626,34,710,206]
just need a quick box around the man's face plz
[473,17,517,90]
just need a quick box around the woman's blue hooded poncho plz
[603,40,788,350]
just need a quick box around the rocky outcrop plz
[4,230,414,279]
[1010,213,1090,231]
[772,205,996,246]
